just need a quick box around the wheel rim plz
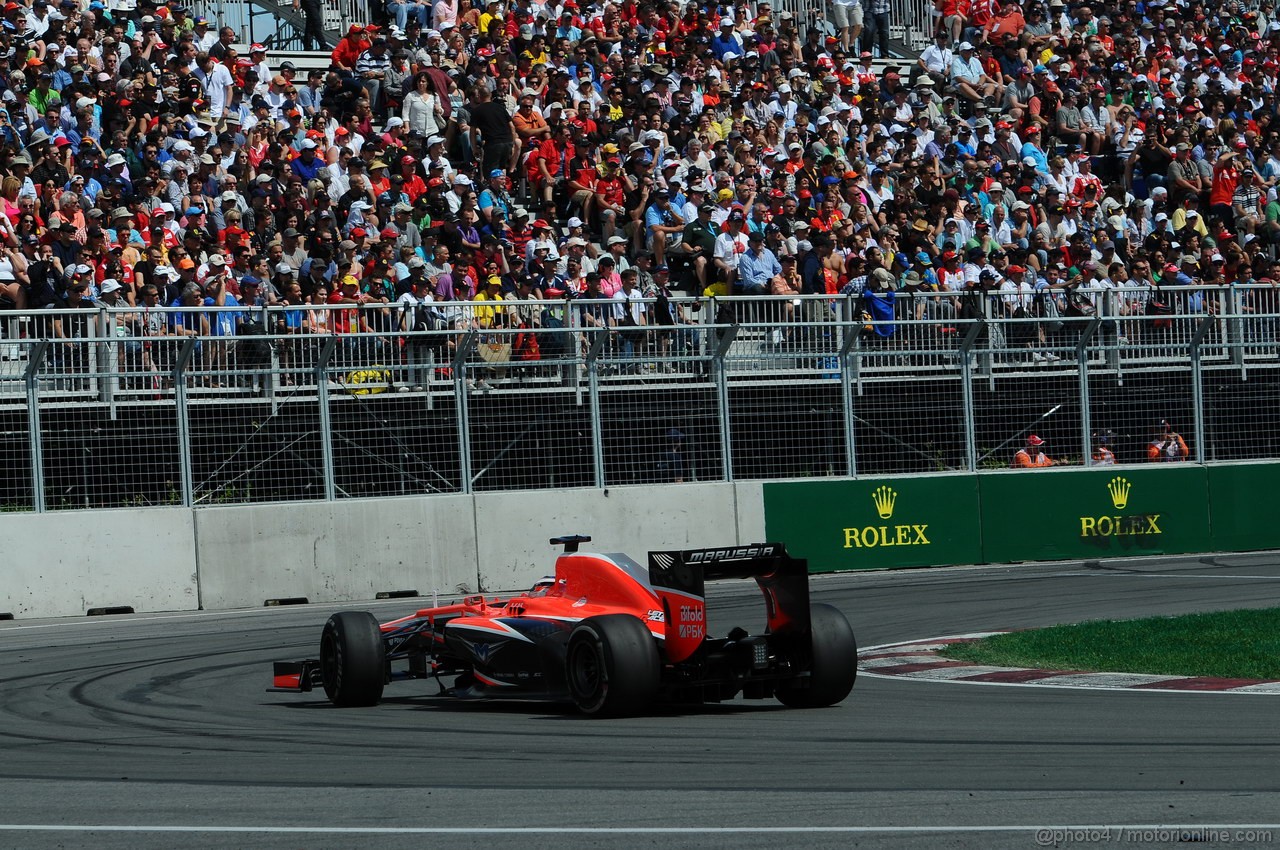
[567,637,605,707]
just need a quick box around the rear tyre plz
[319,611,386,707]
[565,614,660,717]
[776,603,857,708]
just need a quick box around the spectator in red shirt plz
[331,25,370,72]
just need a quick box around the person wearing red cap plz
[331,25,369,72]
[1012,435,1054,468]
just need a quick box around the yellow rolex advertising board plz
[762,466,1222,573]
[762,477,983,572]
[977,466,1211,563]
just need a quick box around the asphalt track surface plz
[3,554,1280,850]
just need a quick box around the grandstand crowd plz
[1,0,1280,367]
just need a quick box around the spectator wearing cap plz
[331,26,370,72]
[1013,435,1054,468]
[919,32,955,89]
[737,229,783,297]
[710,17,745,62]
[356,36,393,112]
[950,42,1001,108]
[678,203,719,293]
[591,157,628,244]
[1020,126,1050,177]
[558,236,596,277]
[386,203,421,253]
[712,209,750,294]
[417,139,450,186]
[478,169,511,227]
[1167,143,1203,206]
[1233,166,1264,238]
[644,187,685,268]
[512,88,550,143]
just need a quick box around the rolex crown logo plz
[1108,476,1132,510]
[872,485,897,520]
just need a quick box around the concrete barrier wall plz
[732,481,767,544]
[472,482,742,591]
[193,495,478,610]
[0,507,198,618]
[2,484,764,618]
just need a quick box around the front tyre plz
[565,614,660,717]
[776,603,857,708]
[319,611,386,707]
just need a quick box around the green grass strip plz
[939,607,1280,680]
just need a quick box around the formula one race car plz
[270,537,856,716]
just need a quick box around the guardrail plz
[1,287,1277,512]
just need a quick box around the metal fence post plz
[172,337,198,507]
[584,328,608,488]
[453,331,476,494]
[1103,293,1121,372]
[1189,316,1213,464]
[712,321,739,482]
[1227,285,1244,369]
[24,340,49,513]
[958,320,983,472]
[314,335,339,501]
[980,297,995,388]
[97,307,116,413]
[1076,318,1100,465]
[839,324,859,478]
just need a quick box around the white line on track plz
[0,825,1276,835]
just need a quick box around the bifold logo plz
[843,486,930,549]
[1080,477,1162,538]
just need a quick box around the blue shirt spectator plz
[711,23,744,61]
[737,237,781,294]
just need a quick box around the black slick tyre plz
[776,603,857,708]
[319,611,386,707]
[565,614,660,717]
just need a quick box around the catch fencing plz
[2,286,1279,512]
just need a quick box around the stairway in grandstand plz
[191,0,363,50]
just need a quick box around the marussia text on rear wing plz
[646,542,811,639]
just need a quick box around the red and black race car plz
[270,537,856,716]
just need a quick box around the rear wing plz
[646,543,811,662]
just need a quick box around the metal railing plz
[803,0,933,53]
[2,287,1278,511]
[191,0,372,50]
[889,0,935,52]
